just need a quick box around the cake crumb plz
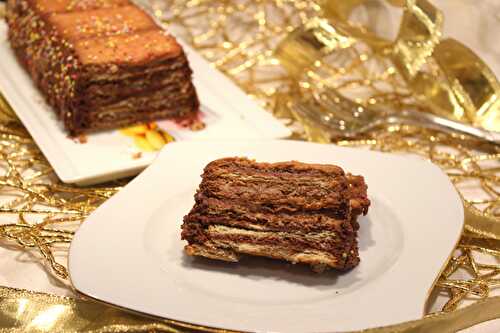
[76,134,87,144]
[174,112,206,131]
[190,120,206,131]
[132,152,142,159]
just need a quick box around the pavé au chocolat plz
[182,157,370,273]
[6,0,199,135]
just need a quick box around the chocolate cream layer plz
[84,104,197,132]
[82,95,198,131]
[184,241,360,272]
[183,223,356,255]
[80,70,194,108]
[80,61,191,104]
[90,83,197,116]
[183,215,358,270]
[186,199,352,232]
[199,158,351,213]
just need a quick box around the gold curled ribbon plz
[276,0,500,132]
[432,39,500,129]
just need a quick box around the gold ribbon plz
[276,0,500,131]
[1,286,500,333]
[464,204,500,241]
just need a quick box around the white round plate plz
[69,140,463,333]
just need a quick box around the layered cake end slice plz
[181,157,370,273]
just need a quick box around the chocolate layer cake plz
[181,158,370,272]
[6,0,199,135]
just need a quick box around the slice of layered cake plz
[181,158,370,272]
[6,0,199,135]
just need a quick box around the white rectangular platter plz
[0,22,290,185]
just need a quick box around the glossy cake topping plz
[31,0,131,14]
[48,6,157,42]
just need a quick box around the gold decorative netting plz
[0,0,499,332]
